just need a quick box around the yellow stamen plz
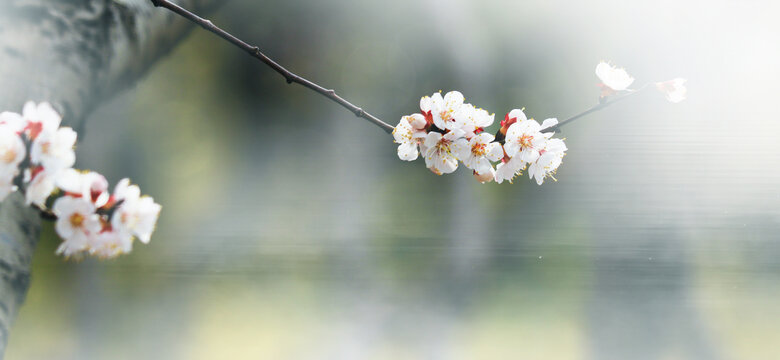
[70,213,84,228]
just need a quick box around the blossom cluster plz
[392,62,687,184]
[393,91,567,185]
[0,102,161,259]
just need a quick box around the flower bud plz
[473,170,494,184]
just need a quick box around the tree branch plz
[0,0,225,356]
[0,194,40,356]
[150,1,661,137]
[550,84,652,132]
[150,0,396,134]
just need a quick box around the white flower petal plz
[397,142,418,161]
[540,118,558,131]
[596,61,634,91]
[507,109,527,123]
[486,142,504,162]
[424,132,442,148]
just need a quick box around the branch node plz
[355,108,365,117]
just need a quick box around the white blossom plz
[30,126,76,172]
[459,133,503,175]
[454,104,494,138]
[56,169,110,207]
[113,178,140,202]
[24,167,59,207]
[392,114,427,161]
[473,167,496,183]
[394,92,574,186]
[111,179,161,244]
[595,61,634,92]
[503,119,548,163]
[494,156,526,184]
[499,109,528,136]
[656,78,687,103]
[22,101,61,139]
[0,111,26,133]
[528,138,567,185]
[423,129,467,175]
[505,108,527,125]
[420,96,432,116]
[430,91,465,130]
[539,118,559,132]
[52,196,101,257]
[88,230,133,259]
[0,124,26,177]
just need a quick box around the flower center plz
[518,134,533,148]
[41,141,52,155]
[0,146,16,164]
[69,213,85,228]
[439,109,454,123]
[471,143,487,157]
[121,212,139,229]
[436,138,452,155]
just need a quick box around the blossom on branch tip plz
[528,138,567,185]
[499,108,527,135]
[504,119,548,163]
[424,129,467,175]
[420,96,434,126]
[596,61,634,93]
[455,104,494,138]
[393,115,427,161]
[494,155,526,184]
[459,133,503,175]
[504,109,527,125]
[656,78,687,103]
[539,118,559,132]
[430,91,465,130]
[393,92,573,185]
[473,168,496,184]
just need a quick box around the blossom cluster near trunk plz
[393,63,687,184]
[393,91,567,185]
[0,102,161,259]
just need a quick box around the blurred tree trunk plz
[0,0,223,356]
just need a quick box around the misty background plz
[7,0,780,359]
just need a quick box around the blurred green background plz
[7,0,780,359]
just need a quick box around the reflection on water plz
[6,0,780,359]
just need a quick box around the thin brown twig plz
[150,0,395,133]
[151,0,656,137]
[550,84,652,132]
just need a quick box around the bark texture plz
[0,0,223,356]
